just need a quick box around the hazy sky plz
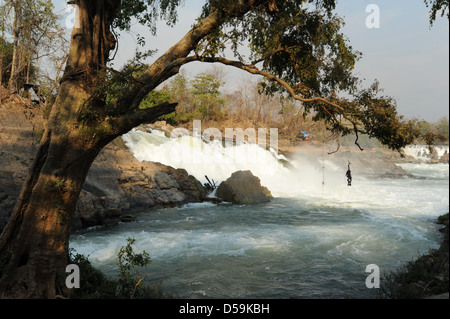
[55,0,449,122]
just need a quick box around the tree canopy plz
[93,0,424,152]
[425,0,449,25]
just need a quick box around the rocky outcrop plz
[287,144,413,179]
[216,170,272,204]
[72,143,207,229]
[328,148,411,178]
[0,93,206,232]
[378,213,449,299]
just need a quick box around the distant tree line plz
[139,68,449,146]
[410,116,449,145]
[132,67,330,142]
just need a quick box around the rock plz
[74,143,207,229]
[439,152,449,164]
[0,97,207,233]
[429,146,439,161]
[0,192,8,202]
[120,214,136,223]
[216,170,272,204]
[154,171,179,189]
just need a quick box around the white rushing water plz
[402,144,449,162]
[70,129,449,298]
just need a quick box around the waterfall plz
[70,128,449,299]
[121,127,342,198]
[402,144,449,161]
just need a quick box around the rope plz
[321,141,326,192]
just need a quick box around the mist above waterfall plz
[121,128,349,198]
[70,127,449,299]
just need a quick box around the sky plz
[53,0,449,122]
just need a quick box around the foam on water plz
[70,130,449,298]
[122,129,296,196]
[119,128,448,245]
[402,144,449,161]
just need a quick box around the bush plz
[68,251,118,299]
[69,237,175,299]
[378,252,449,299]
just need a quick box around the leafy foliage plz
[69,237,173,299]
[83,0,435,152]
[68,251,118,299]
[424,0,449,25]
[113,0,183,41]
[117,237,151,298]
[182,1,419,151]
[0,38,14,85]
[1,0,64,84]
[410,116,449,144]
[191,73,225,120]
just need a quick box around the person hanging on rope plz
[346,161,352,187]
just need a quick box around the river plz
[70,130,449,298]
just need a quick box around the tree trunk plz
[0,0,252,298]
[0,110,100,298]
[8,0,21,93]
[0,0,126,298]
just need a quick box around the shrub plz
[69,237,175,299]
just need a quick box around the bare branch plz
[353,125,364,151]
[102,102,178,141]
[189,56,346,112]
[327,139,341,155]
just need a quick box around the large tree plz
[0,0,444,298]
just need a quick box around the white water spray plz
[121,127,346,197]
[402,144,449,161]
[71,128,449,299]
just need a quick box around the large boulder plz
[216,170,272,204]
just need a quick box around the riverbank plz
[378,213,449,299]
[0,96,447,233]
[0,96,207,232]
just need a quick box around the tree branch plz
[178,55,370,151]
[103,102,178,141]
[190,56,347,112]
[122,2,265,113]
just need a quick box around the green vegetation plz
[339,116,449,148]
[0,38,13,85]
[148,70,449,148]
[410,117,449,145]
[0,37,36,89]
[425,0,449,26]
[69,237,174,299]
